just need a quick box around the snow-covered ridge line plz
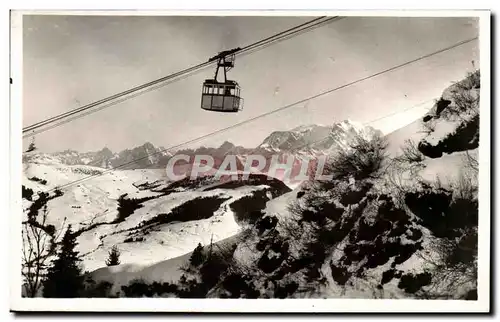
[32,120,383,171]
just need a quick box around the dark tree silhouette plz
[190,243,205,267]
[26,138,36,153]
[105,245,121,266]
[22,185,34,201]
[22,206,52,297]
[42,225,85,297]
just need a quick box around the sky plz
[21,14,479,153]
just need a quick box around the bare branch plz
[21,206,63,297]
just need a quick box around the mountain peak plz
[291,124,326,132]
[257,120,380,153]
[45,121,381,170]
[141,142,156,150]
[219,141,236,151]
[336,119,365,130]
[98,147,113,155]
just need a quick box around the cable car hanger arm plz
[208,47,242,62]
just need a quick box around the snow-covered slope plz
[90,234,244,295]
[386,71,480,186]
[22,153,291,273]
[81,71,480,300]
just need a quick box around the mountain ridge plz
[34,120,384,172]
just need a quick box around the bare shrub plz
[453,169,478,201]
[385,166,418,209]
[22,206,64,297]
[464,150,479,173]
[417,229,477,299]
[455,70,480,91]
[449,89,479,118]
[391,139,427,179]
[324,134,388,181]
[398,139,425,164]
[441,70,480,120]
[415,171,478,299]
[22,224,50,297]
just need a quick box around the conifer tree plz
[42,225,84,297]
[190,242,205,267]
[105,245,121,266]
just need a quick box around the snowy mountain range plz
[38,120,383,171]
[48,142,173,169]
[258,120,380,153]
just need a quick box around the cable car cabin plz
[201,80,242,112]
[201,48,243,113]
